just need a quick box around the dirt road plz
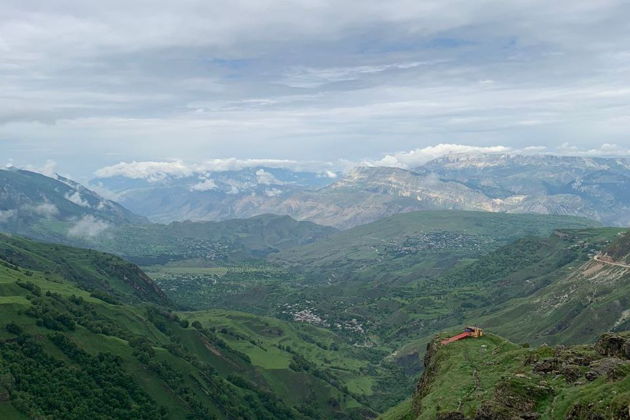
[593,254,630,269]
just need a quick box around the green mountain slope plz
[182,309,411,414]
[389,227,630,349]
[0,168,336,266]
[473,229,630,346]
[185,211,600,343]
[98,214,337,265]
[273,210,599,276]
[0,169,147,243]
[388,331,630,419]
[0,271,295,418]
[388,227,628,370]
[0,234,398,418]
[152,211,604,378]
[0,233,168,305]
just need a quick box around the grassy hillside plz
[183,309,412,413]
[0,233,168,305]
[0,234,405,418]
[390,228,628,366]
[354,227,627,349]
[99,214,337,265]
[394,330,630,419]
[473,229,630,346]
[273,210,599,273]
[0,269,295,418]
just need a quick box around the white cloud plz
[281,61,433,88]
[25,160,57,177]
[558,142,630,157]
[226,185,240,195]
[264,188,283,197]
[94,160,194,181]
[67,215,110,238]
[255,169,283,185]
[366,144,512,169]
[90,143,630,182]
[94,158,330,180]
[65,191,90,207]
[190,178,218,192]
[24,203,59,218]
[0,210,16,223]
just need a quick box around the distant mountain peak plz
[423,152,630,170]
[81,154,630,228]
[0,168,147,242]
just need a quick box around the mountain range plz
[1,157,629,418]
[92,154,630,229]
[1,205,627,418]
[0,168,147,244]
[91,166,337,224]
[3,153,629,244]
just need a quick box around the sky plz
[2,0,630,179]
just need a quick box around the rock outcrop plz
[412,332,630,419]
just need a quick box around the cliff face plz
[412,339,443,415]
[411,331,630,419]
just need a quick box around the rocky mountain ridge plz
[0,168,147,242]
[91,154,630,228]
[91,166,337,223]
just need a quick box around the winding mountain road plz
[593,254,630,269]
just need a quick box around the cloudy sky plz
[2,0,630,178]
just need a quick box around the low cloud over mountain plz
[91,152,630,228]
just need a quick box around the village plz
[380,232,492,257]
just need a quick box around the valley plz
[0,235,404,418]
[0,166,629,418]
[5,2,630,417]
